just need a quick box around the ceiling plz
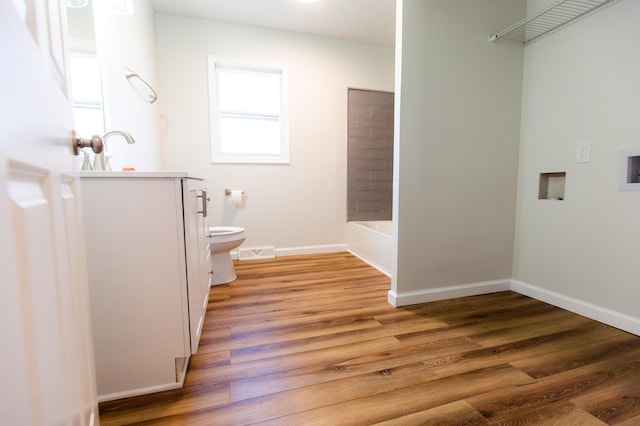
[148,0,396,47]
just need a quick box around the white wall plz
[93,0,161,171]
[154,14,394,250]
[513,0,640,323]
[391,0,525,304]
[73,1,640,331]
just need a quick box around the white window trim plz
[68,45,106,137]
[208,55,290,164]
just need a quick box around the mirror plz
[65,0,161,172]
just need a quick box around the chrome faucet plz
[94,130,136,171]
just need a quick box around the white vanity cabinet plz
[79,172,211,402]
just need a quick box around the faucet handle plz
[93,152,107,171]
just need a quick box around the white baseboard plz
[512,280,640,336]
[228,247,640,336]
[275,244,348,257]
[348,249,391,277]
[388,279,512,307]
[390,278,640,336]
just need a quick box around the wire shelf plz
[489,0,615,44]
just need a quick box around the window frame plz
[68,45,106,138]
[208,56,290,164]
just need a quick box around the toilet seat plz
[210,226,244,235]
[209,226,245,246]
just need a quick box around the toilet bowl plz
[209,226,245,285]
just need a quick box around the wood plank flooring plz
[98,252,640,425]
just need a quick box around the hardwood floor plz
[99,252,640,425]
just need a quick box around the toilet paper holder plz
[224,188,245,196]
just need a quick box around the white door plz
[0,0,99,424]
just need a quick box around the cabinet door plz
[82,177,191,399]
[183,178,210,353]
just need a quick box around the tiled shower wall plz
[347,89,395,221]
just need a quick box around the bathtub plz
[347,221,392,276]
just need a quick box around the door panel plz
[9,163,69,423]
[1,0,98,424]
[58,175,99,423]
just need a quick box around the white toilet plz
[209,226,246,285]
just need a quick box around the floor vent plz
[238,246,276,260]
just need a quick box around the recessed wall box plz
[620,150,640,191]
[539,172,566,200]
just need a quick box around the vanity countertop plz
[77,171,205,180]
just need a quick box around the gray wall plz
[513,0,640,322]
[392,0,525,299]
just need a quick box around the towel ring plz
[124,67,158,104]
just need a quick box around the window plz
[208,56,289,164]
[69,49,105,138]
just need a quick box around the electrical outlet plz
[576,141,591,163]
